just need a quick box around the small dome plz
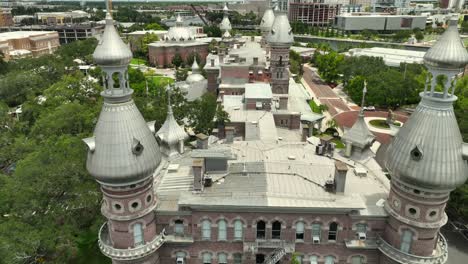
[93,13,133,66]
[267,12,294,45]
[260,7,275,32]
[423,19,468,69]
[186,59,205,83]
[166,15,195,42]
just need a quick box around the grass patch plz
[151,76,174,87]
[369,119,390,129]
[131,58,148,65]
[331,138,345,149]
[309,100,326,114]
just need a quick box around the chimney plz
[225,126,235,143]
[253,57,258,65]
[279,95,288,110]
[192,158,205,192]
[334,160,348,193]
[210,58,215,67]
[302,124,309,142]
[196,133,209,149]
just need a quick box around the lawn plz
[151,75,174,87]
[131,58,148,65]
[309,100,324,114]
[369,119,401,129]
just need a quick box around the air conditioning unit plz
[312,236,320,244]
[357,232,366,241]
[176,257,185,264]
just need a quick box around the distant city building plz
[0,8,12,27]
[289,0,342,26]
[36,11,90,25]
[12,15,34,25]
[334,14,427,31]
[0,31,59,60]
[345,47,426,66]
[0,23,104,44]
[148,15,209,67]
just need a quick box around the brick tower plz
[83,11,164,264]
[267,2,294,95]
[379,18,468,264]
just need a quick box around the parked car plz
[363,106,376,111]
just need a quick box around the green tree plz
[187,93,218,134]
[172,53,183,68]
[290,253,301,264]
[315,51,344,84]
[145,23,164,30]
[175,68,189,81]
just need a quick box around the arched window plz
[328,222,338,241]
[234,220,243,240]
[133,223,144,246]
[218,219,227,241]
[176,251,186,263]
[256,220,266,239]
[312,223,322,242]
[202,252,212,264]
[272,221,281,239]
[296,255,303,264]
[351,255,364,264]
[295,221,305,240]
[174,219,184,235]
[401,229,413,253]
[325,255,335,264]
[233,253,242,264]
[201,220,211,240]
[309,255,318,264]
[218,253,227,264]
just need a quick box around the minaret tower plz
[267,0,294,95]
[219,2,232,37]
[342,81,375,159]
[379,18,468,264]
[83,9,164,264]
[259,2,275,48]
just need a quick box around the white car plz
[363,106,376,111]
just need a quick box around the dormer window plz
[132,138,144,155]
[410,146,423,161]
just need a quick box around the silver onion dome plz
[423,18,468,69]
[260,7,275,32]
[186,59,205,83]
[267,12,294,45]
[220,3,232,32]
[93,13,132,66]
[166,14,195,42]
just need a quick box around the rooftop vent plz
[325,179,335,192]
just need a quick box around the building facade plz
[289,1,341,26]
[84,6,467,264]
[0,8,13,27]
[148,15,208,68]
[0,31,60,60]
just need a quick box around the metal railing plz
[263,247,286,264]
[98,222,165,261]
[377,234,448,264]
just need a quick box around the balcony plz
[243,240,295,254]
[377,234,448,264]
[345,238,379,249]
[164,234,194,244]
[98,222,165,261]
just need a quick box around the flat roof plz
[173,141,389,215]
[244,82,272,99]
[0,31,56,41]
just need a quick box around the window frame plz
[256,220,266,239]
[218,219,227,241]
[295,221,305,241]
[234,220,243,240]
[271,221,282,240]
[201,219,211,240]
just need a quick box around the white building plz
[344,47,426,67]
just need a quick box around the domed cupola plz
[93,13,132,66]
[220,2,232,32]
[166,14,195,42]
[385,18,468,192]
[267,5,294,46]
[84,12,162,187]
[423,19,468,70]
[186,58,205,83]
[260,5,275,33]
